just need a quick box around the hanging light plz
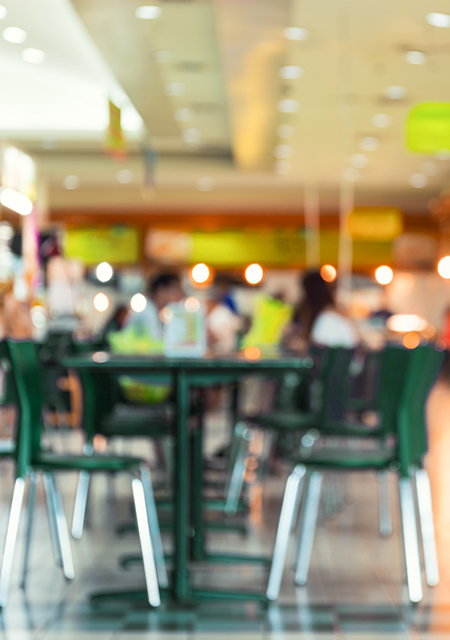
[191,263,210,284]
[245,264,264,285]
[320,265,337,282]
[375,265,393,285]
[93,293,109,312]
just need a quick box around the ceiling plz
[2,0,450,217]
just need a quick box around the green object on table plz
[62,351,312,606]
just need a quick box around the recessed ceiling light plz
[3,27,27,44]
[0,6,7,20]
[197,177,214,192]
[435,149,450,160]
[165,82,185,96]
[41,138,56,150]
[117,169,132,184]
[409,173,427,188]
[135,5,162,19]
[275,160,291,175]
[63,175,79,190]
[277,99,300,113]
[359,136,379,151]
[175,108,194,122]
[22,48,45,64]
[343,168,359,182]
[426,12,450,28]
[372,113,391,128]
[283,27,309,41]
[183,128,200,144]
[406,51,426,65]
[384,85,407,100]
[274,145,293,159]
[155,50,170,63]
[421,161,438,176]
[278,66,304,80]
[278,124,294,138]
[351,154,369,169]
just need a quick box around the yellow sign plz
[105,100,126,157]
[348,207,403,241]
[63,227,140,265]
[407,103,450,153]
[242,294,292,348]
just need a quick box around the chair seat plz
[33,452,144,472]
[98,403,174,438]
[253,410,382,438]
[0,439,15,456]
[294,444,395,470]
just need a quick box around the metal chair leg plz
[43,474,75,580]
[43,473,63,567]
[415,468,439,587]
[224,422,254,516]
[266,464,306,601]
[379,470,393,537]
[139,465,168,588]
[0,477,26,607]
[21,473,38,589]
[131,477,161,607]
[399,477,423,603]
[71,471,90,539]
[295,471,323,586]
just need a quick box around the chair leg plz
[0,477,26,607]
[139,465,168,588]
[20,473,38,590]
[131,476,161,607]
[399,476,423,603]
[295,471,323,586]
[415,468,439,587]
[224,422,253,516]
[266,464,306,601]
[378,470,392,537]
[43,474,75,580]
[43,473,63,567]
[71,471,90,539]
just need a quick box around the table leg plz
[173,370,191,603]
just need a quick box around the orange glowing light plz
[244,346,261,360]
[403,332,420,349]
[320,264,337,283]
[438,256,450,279]
[93,292,109,312]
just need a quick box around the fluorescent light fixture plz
[117,169,132,184]
[274,145,293,159]
[0,188,33,215]
[406,50,426,65]
[359,136,379,151]
[387,314,427,332]
[3,27,27,44]
[351,154,369,168]
[426,12,450,27]
[183,128,200,144]
[197,177,214,191]
[278,124,294,138]
[277,99,299,113]
[384,85,407,99]
[343,167,359,182]
[278,66,304,80]
[175,108,194,122]
[165,82,185,96]
[63,175,79,190]
[409,173,427,188]
[0,6,7,19]
[283,27,309,41]
[372,113,391,128]
[135,5,162,19]
[22,48,45,64]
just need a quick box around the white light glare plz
[372,113,391,128]
[165,82,185,96]
[278,66,304,80]
[384,85,407,100]
[426,13,450,28]
[277,99,300,113]
[274,145,293,159]
[0,6,7,19]
[197,177,214,191]
[93,293,109,313]
[410,173,427,188]
[245,264,264,285]
[386,314,427,333]
[275,160,291,175]
[351,154,369,169]
[438,256,450,279]
[283,27,309,41]
[96,262,113,283]
[183,128,200,144]
[135,5,162,19]
[3,27,27,44]
[117,169,132,184]
[185,296,200,313]
[175,108,194,122]
[30,306,46,329]
[0,188,33,215]
[406,51,426,65]
[22,48,45,64]
[359,136,379,151]
[278,124,294,138]
[343,167,359,182]
[63,175,79,190]
[422,161,438,176]
[131,293,147,313]
[375,265,393,285]
[191,263,210,284]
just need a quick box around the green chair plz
[266,344,444,603]
[0,340,166,608]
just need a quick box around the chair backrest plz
[317,347,355,423]
[375,344,412,438]
[7,340,45,469]
[396,344,445,476]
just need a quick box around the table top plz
[62,351,313,372]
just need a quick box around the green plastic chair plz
[266,344,445,604]
[0,340,166,608]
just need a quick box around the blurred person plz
[283,270,359,353]
[207,290,241,354]
[98,304,129,343]
[124,272,183,341]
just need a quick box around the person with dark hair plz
[124,272,183,341]
[283,270,358,352]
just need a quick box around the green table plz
[62,351,313,607]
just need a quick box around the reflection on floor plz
[0,379,449,639]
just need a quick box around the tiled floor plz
[0,380,449,639]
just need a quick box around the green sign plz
[407,103,450,153]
